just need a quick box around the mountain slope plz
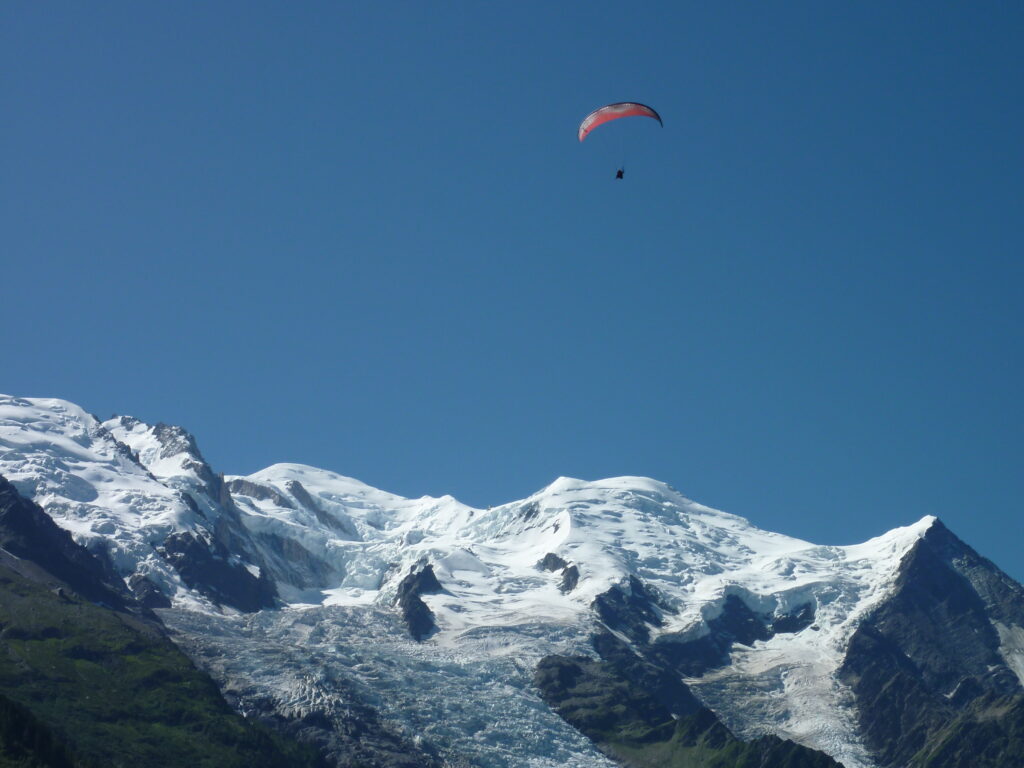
[0,477,322,768]
[0,476,131,611]
[839,521,1024,767]
[0,396,273,613]
[0,691,77,768]
[909,693,1024,767]
[535,633,842,768]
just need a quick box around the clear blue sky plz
[3,3,1022,579]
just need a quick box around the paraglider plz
[578,102,662,142]
[579,102,662,179]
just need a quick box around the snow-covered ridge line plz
[1,393,950,767]
[0,394,937,624]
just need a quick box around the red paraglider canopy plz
[578,102,662,142]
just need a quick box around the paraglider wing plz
[578,102,662,142]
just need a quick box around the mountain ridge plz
[1,393,1022,768]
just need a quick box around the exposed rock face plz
[560,564,580,593]
[593,575,667,644]
[158,531,278,612]
[539,553,580,593]
[150,421,222,498]
[111,416,226,508]
[772,601,816,634]
[283,480,358,537]
[255,532,338,591]
[127,572,172,609]
[394,564,443,641]
[539,552,568,572]
[590,630,706,718]
[908,693,1024,767]
[0,475,131,611]
[840,521,1024,767]
[226,477,295,508]
[650,594,816,677]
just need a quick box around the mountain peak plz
[536,474,684,500]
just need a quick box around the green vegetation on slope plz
[0,565,322,768]
[0,691,78,768]
[909,694,1024,768]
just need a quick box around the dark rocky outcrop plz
[255,532,338,591]
[593,576,667,644]
[226,477,295,508]
[772,601,816,634]
[0,475,132,611]
[839,520,1024,768]
[128,572,172,609]
[157,531,278,613]
[560,564,580,593]
[284,480,358,538]
[650,594,815,678]
[518,501,541,522]
[921,520,1024,630]
[590,630,706,718]
[149,422,222,499]
[538,553,580,593]
[593,577,815,667]
[538,553,568,572]
[394,565,443,641]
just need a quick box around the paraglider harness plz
[615,168,624,179]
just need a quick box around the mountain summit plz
[1,394,1021,768]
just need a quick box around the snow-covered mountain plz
[1,394,1022,768]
